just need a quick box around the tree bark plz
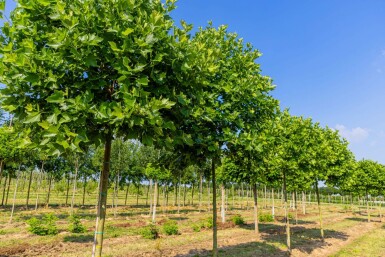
[221,183,225,223]
[283,171,291,253]
[10,165,21,223]
[65,174,70,206]
[26,169,33,208]
[70,158,79,215]
[45,174,53,208]
[366,189,370,222]
[315,180,324,239]
[1,173,8,206]
[272,188,275,218]
[212,160,218,257]
[152,180,158,223]
[92,133,112,257]
[82,176,88,206]
[252,183,259,236]
[199,173,203,212]
[124,184,130,206]
[5,173,12,205]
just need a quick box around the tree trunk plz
[302,191,306,215]
[65,174,70,206]
[178,175,181,214]
[10,165,21,223]
[183,183,187,206]
[1,173,8,206]
[124,184,130,206]
[152,180,158,223]
[272,188,275,218]
[207,179,210,212]
[136,184,140,207]
[191,183,195,205]
[283,171,291,253]
[35,163,45,211]
[92,132,112,257]
[26,169,33,208]
[221,184,225,223]
[294,191,298,225]
[211,160,218,257]
[252,183,259,236]
[45,174,53,208]
[264,185,267,209]
[149,179,153,216]
[5,173,12,205]
[315,180,324,239]
[199,173,203,212]
[82,177,88,206]
[70,158,79,215]
[366,189,370,222]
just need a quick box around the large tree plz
[0,1,199,256]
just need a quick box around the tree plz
[0,1,200,256]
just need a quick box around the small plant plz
[0,230,6,235]
[231,214,245,225]
[259,213,274,222]
[26,214,58,236]
[191,223,202,232]
[69,215,86,233]
[140,224,159,239]
[205,217,213,229]
[162,220,179,235]
[288,213,294,220]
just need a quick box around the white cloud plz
[335,124,369,143]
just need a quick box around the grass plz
[331,225,385,257]
[0,191,384,257]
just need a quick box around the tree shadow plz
[173,241,288,257]
[261,225,349,254]
[63,234,94,243]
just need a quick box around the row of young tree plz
[0,0,384,256]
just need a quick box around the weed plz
[26,214,58,236]
[69,215,86,233]
[140,224,159,239]
[162,220,179,235]
[259,213,274,222]
[231,214,245,225]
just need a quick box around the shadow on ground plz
[173,241,289,257]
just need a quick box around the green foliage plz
[0,229,6,235]
[162,220,179,235]
[69,215,86,233]
[26,214,59,236]
[231,214,245,225]
[204,217,213,229]
[140,224,159,240]
[191,223,202,232]
[258,213,274,222]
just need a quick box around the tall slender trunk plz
[70,158,79,215]
[366,189,370,222]
[149,179,153,216]
[272,188,275,218]
[199,173,203,212]
[35,162,45,211]
[178,175,181,214]
[82,177,88,206]
[136,184,140,207]
[212,160,218,257]
[183,183,187,206]
[191,183,195,205]
[26,169,33,208]
[152,180,158,223]
[252,183,259,236]
[65,174,70,206]
[302,191,306,214]
[221,184,225,223]
[92,132,112,257]
[113,172,119,218]
[45,174,53,208]
[315,180,324,239]
[283,171,291,253]
[207,179,210,212]
[10,165,21,223]
[264,185,267,209]
[0,160,3,188]
[5,173,12,205]
[1,174,8,206]
[124,184,130,206]
[294,191,298,225]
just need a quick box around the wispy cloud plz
[335,124,369,143]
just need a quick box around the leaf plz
[24,112,41,123]
[47,42,63,49]
[137,76,149,86]
[109,41,121,52]
[122,28,134,36]
[47,113,58,124]
[46,91,65,103]
[85,56,97,67]
[142,134,153,146]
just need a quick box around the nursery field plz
[1,193,384,257]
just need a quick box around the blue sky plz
[170,0,385,163]
[2,0,385,163]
